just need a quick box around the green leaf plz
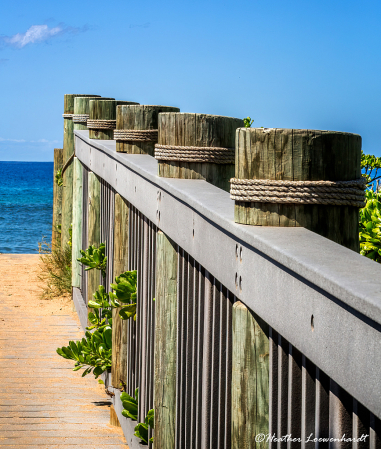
[146,409,154,428]
[134,423,149,444]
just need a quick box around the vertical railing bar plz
[201,270,213,449]
[328,379,353,448]
[370,413,381,449]
[146,220,154,448]
[209,279,220,449]
[179,249,188,449]
[190,259,199,446]
[352,399,370,449]
[269,326,278,449]
[137,211,144,422]
[224,290,233,449]
[141,216,149,424]
[287,344,302,449]
[195,265,205,449]
[217,286,227,449]
[175,248,184,449]
[184,255,194,449]
[277,335,289,449]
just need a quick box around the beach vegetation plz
[56,325,112,378]
[78,242,107,278]
[134,409,154,444]
[121,389,139,421]
[360,150,381,263]
[38,237,72,299]
[55,169,63,187]
[243,116,254,128]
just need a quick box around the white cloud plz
[0,137,26,142]
[1,23,88,49]
[0,138,59,144]
[4,25,63,48]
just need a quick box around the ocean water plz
[0,162,53,253]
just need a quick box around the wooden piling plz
[72,157,83,288]
[157,113,244,192]
[232,301,269,449]
[73,96,112,131]
[154,231,178,449]
[115,105,179,155]
[88,100,139,140]
[87,172,101,305]
[111,193,129,389]
[234,128,362,251]
[52,148,63,248]
[61,94,99,248]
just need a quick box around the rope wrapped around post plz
[114,129,158,142]
[87,119,116,130]
[62,113,74,119]
[154,144,235,164]
[230,178,367,207]
[72,114,89,123]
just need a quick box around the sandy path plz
[0,254,127,448]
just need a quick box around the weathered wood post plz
[154,231,178,449]
[73,96,111,131]
[231,128,363,251]
[111,194,129,389]
[115,105,179,155]
[232,301,269,449]
[88,100,139,140]
[87,172,101,305]
[52,148,63,248]
[155,113,244,192]
[61,94,99,248]
[71,157,83,288]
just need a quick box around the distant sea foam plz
[0,161,53,253]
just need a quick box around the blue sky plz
[1,0,381,161]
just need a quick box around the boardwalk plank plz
[0,254,127,447]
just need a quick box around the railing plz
[72,129,381,449]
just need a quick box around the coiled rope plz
[154,144,235,164]
[87,119,116,130]
[230,178,367,207]
[72,114,89,123]
[114,129,158,142]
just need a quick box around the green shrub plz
[38,238,72,298]
[134,409,154,444]
[243,116,254,128]
[56,325,112,378]
[78,243,107,277]
[121,388,139,421]
[110,270,137,321]
[55,169,63,186]
[359,190,381,262]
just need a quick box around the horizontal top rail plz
[75,130,381,418]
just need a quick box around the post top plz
[239,127,361,138]
[158,112,243,122]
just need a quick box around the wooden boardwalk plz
[0,254,127,448]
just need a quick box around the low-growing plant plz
[55,169,63,186]
[56,325,112,378]
[87,285,114,330]
[359,190,381,262]
[134,409,154,444]
[38,237,72,299]
[78,242,107,278]
[243,116,254,128]
[109,270,137,321]
[121,388,139,421]
[361,150,381,189]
